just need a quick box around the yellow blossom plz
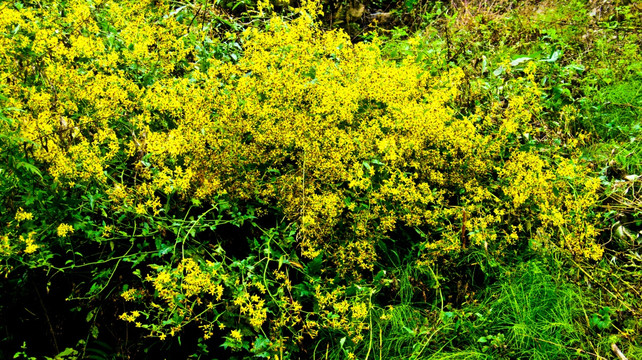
[230,329,243,341]
[15,208,33,222]
[57,223,74,237]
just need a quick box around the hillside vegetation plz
[1,0,641,359]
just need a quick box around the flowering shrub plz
[0,0,607,358]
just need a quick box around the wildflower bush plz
[2,0,638,359]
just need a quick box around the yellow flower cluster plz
[127,9,479,273]
[3,0,607,356]
[14,208,33,222]
[1,0,604,277]
[20,232,38,255]
[0,235,10,257]
[234,291,268,329]
[119,310,141,323]
[1,210,42,259]
[230,329,243,341]
[120,288,142,302]
[145,258,226,307]
[56,223,74,238]
[121,257,228,339]
[499,152,603,259]
[1,231,40,257]
[313,284,372,344]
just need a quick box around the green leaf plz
[564,64,585,72]
[16,161,43,180]
[251,335,271,356]
[86,309,95,323]
[541,50,561,63]
[306,253,323,276]
[510,57,532,67]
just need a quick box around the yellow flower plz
[135,203,147,215]
[230,329,243,341]
[15,208,33,222]
[121,288,137,301]
[20,232,38,254]
[24,243,39,254]
[57,223,74,237]
[0,235,10,255]
[351,302,368,319]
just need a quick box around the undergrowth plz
[1,0,641,359]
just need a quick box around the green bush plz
[2,0,640,359]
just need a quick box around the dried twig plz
[611,343,628,360]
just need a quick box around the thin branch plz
[611,343,628,360]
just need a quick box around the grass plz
[314,258,607,360]
[491,261,589,359]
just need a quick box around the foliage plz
[0,0,641,359]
